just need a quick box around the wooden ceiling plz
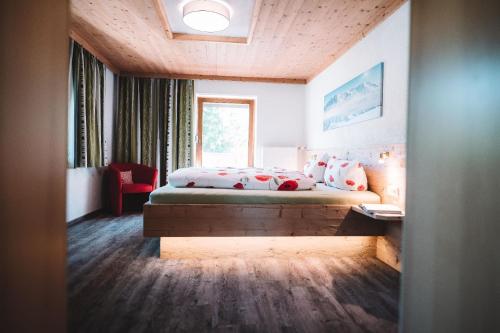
[70,0,406,83]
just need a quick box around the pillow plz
[324,158,367,191]
[303,153,329,182]
[120,170,133,184]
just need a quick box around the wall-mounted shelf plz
[351,205,404,221]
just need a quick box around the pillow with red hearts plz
[324,158,367,191]
[303,153,329,182]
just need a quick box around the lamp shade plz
[183,0,230,33]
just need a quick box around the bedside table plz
[351,205,404,221]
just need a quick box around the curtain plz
[70,41,104,167]
[114,76,193,186]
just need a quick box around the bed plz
[143,147,406,258]
[144,145,405,262]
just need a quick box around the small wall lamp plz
[378,151,390,164]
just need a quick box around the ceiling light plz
[182,0,230,33]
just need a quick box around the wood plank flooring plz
[68,213,400,333]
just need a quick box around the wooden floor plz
[68,213,400,333]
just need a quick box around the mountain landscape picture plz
[323,63,383,130]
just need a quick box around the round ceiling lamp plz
[182,0,231,33]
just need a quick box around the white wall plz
[66,167,104,221]
[195,80,305,167]
[304,2,410,149]
[66,67,115,221]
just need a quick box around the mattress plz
[149,183,380,205]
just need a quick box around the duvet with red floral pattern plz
[168,167,315,191]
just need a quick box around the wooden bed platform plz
[143,203,385,237]
[143,145,405,261]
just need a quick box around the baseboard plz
[67,209,103,227]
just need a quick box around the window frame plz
[196,97,255,167]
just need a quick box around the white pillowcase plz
[324,158,368,191]
[303,153,329,182]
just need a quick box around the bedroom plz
[1,1,499,333]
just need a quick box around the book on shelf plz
[359,203,403,215]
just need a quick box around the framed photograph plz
[323,63,384,131]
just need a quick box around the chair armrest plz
[150,169,158,188]
[108,165,123,192]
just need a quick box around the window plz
[196,97,255,167]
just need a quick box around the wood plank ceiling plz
[70,0,406,83]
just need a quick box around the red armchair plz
[106,163,158,216]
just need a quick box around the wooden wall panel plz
[376,222,402,271]
[305,143,406,206]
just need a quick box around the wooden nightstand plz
[351,205,404,221]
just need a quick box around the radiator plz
[261,146,301,170]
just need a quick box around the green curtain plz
[70,41,104,167]
[114,76,193,185]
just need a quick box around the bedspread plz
[167,167,315,191]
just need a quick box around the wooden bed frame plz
[143,145,406,259]
[143,203,385,237]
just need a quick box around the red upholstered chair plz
[106,163,158,216]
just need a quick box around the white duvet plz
[168,167,315,191]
